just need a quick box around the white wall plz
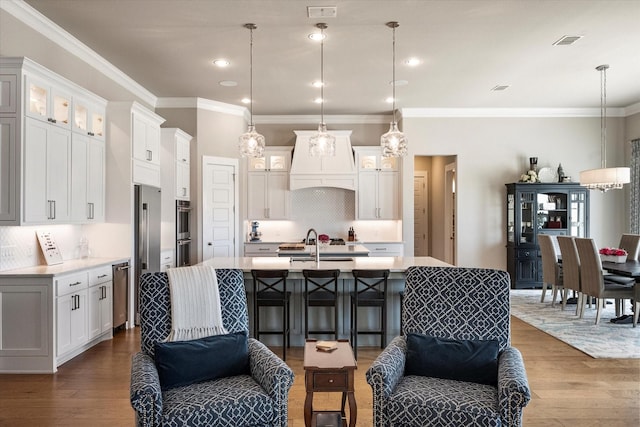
[402,116,629,269]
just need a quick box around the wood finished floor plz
[0,317,638,426]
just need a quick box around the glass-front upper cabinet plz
[25,75,71,129]
[517,191,535,244]
[72,96,105,140]
[569,191,588,237]
[507,193,515,243]
[358,151,398,171]
[247,148,291,172]
[536,192,568,233]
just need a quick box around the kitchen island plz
[199,256,450,346]
[276,244,371,258]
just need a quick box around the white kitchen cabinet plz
[23,116,72,223]
[25,74,72,130]
[0,117,16,221]
[354,147,400,220]
[132,104,164,187]
[244,242,281,257]
[362,242,404,257]
[0,57,107,225]
[160,249,174,271]
[72,95,105,141]
[71,134,105,222]
[88,265,113,340]
[56,272,89,358]
[247,147,291,220]
[161,128,192,201]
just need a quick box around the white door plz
[414,172,428,256]
[444,163,457,265]
[202,156,238,260]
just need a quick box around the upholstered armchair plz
[366,266,530,427]
[130,269,294,427]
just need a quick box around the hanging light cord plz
[391,23,397,124]
[320,24,326,125]
[600,65,607,169]
[249,24,255,127]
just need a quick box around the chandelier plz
[309,23,336,157]
[238,23,265,158]
[579,64,630,191]
[380,21,408,158]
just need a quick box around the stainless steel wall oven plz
[176,200,192,266]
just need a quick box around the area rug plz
[510,289,640,359]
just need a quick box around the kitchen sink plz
[290,257,354,262]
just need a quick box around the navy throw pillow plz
[405,333,499,386]
[154,331,250,390]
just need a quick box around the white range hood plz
[289,130,357,191]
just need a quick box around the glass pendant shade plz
[239,23,265,158]
[579,64,630,191]
[381,121,408,157]
[309,123,336,157]
[238,125,265,158]
[381,21,407,158]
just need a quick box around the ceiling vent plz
[491,85,510,91]
[307,6,337,18]
[552,35,583,46]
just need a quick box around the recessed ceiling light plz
[491,85,510,91]
[314,97,324,104]
[312,80,324,88]
[241,98,251,104]
[213,59,230,67]
[405,58,421,66]
[308,32,326,41]
[552,35,583,46]
[391,79,409,86]
[219,80,237,87]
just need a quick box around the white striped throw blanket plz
[166,266,228,341]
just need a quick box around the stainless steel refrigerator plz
[134,184,161,323]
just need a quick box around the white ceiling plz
[18,0,640,116]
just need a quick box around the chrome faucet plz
[305,228,320,264]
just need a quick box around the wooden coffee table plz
[303,339,357,427]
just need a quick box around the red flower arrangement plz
[599,247,627,256]
[318,234,330,244]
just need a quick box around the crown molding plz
[401,107,634,118]
[156,97,246,117]
[253,114,391,124]
[625,102,640,116]
[2,0,157,106]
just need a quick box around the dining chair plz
[557,236,583,316]
[538,234,564,306]
[574,238,635,324]
[619,233,640,261]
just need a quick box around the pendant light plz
[579,64,630,191]
[380,21,408,158]
[238,23,265,158]
[309,23,336,157]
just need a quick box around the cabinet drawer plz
[56,272,88,296]
[89,265,112,287]
[312,372,347,390]
[516,249,538,260]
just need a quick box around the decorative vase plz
[600,254,627,263]
[529,157,538,172]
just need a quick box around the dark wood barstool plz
[251,269,291,360]
[350,269,389,359]
[303,269,341,341]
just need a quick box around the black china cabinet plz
[506,183,589,289]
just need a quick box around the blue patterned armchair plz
[366,267,530,426]
[130,269,294,426]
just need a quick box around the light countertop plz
[276,244,370,257]
[0,257,130,278]
[199,256,450,276]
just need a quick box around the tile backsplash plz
[0,225,85,271]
